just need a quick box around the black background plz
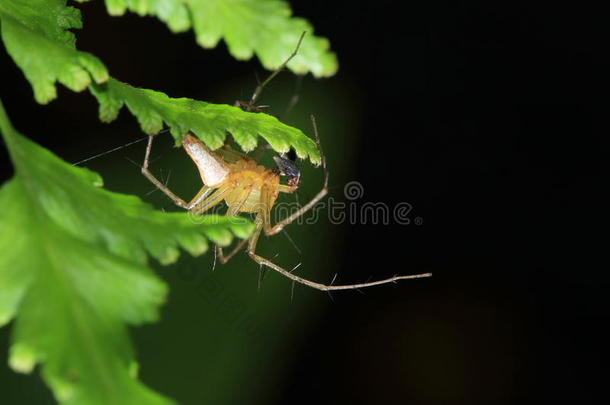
[0,1,603,404]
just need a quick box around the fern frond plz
[0,99,253,404]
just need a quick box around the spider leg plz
[225,185,253,217]
[188,184,232,215]
[249,31,307,106]
[247,182,432,291]
[185,185,214,210]
[216,185,254,264]
[141,135,188,209]
[281,75,304,120]
[266,115,329,236]
[142,134,220,211]
[216,239,249,265]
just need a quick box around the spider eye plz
[273,155,300,178]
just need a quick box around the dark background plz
[0,1,603,404]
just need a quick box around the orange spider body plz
[180,134,292,218]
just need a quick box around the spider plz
[141,118,431,291]
[140,33,431,292]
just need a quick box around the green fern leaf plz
[99,0,338,77]
[0,0,108,104]
[1,0,321,163]
[90,78,322,164]
[0,99,253,404]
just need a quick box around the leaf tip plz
[0,309,14,328]
[33,83,58,105]
[129,361,140,378]
[46,374,76,402]
[232,222,255,239]
[159,246,181,265]
[196,34,220,49]
[9,343,37,374]
[106,2,127,16]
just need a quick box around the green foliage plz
[101,0,338,77]
[0,100,253,404]
[90,78,321,163]
[0,0,323,164]
[0,0,108,104]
